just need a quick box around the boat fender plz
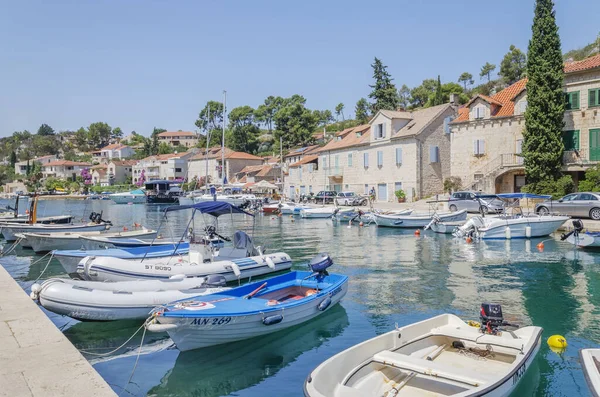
[265,256,275,269]
[230,262,241,277]
[318,296,331,311]
[263,314,283,325]
[146,323,178,332]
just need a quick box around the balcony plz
[562,148,599,165]
[324,166,343,177]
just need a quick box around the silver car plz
[336,191,357,206]
[448,191,504,214]
[535,192,600,219]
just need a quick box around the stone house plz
[158,131,199,148]
[235,164,281,186]
[14,155,58,176]
[187,147,263,185]
[107,160,136,185]
[91,165,109,186]
[285,101,456,202]
[132,152,195,183]
[450,53,600,193]
[282,145,319,172]
[92,143,135,164]
[41,160,92,181]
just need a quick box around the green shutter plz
[573,92,580,109]
[574,130,580,149]
[590,89,599,107]
[563,130,579,150]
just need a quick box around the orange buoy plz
[123,226,128,231]
[537,242,544,251]
[466,236,473,243]
[25,209,29,214]
[414,230,421,236]
[359,222,364,227]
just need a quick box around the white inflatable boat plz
[31,275,230,321]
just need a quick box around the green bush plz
[443,176,462,194]
[578,164,600,192]
[521,175,574,199]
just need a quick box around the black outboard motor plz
[480,303,504,335]
[204,275,227,287]
[308,253,333,279]
[560,219,584,241]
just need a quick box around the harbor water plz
[1,199,598,396]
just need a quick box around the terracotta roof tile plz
[225,151,262,160]
[284,145,319,158]
[394,103,452,138]
[465,94,503,107]
[317,125,370,153]
[238,165,265,174]
[190,147,233,160]
[256,165,274,177]
[111,160,137,166]
[290,154,319,167]
[43,160,91,167]
[100,143,129,151]
[158,131,197,138]
[564,54,600,73]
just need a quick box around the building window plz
[347,153,352,167]
[395,148,402,165]
[299,167,302,179]
[307,163,314,172]
[562,130,580,150]
[473,139,485,156]
[377,151,383,167]
[443,116,454,134]
[334,155,339,167]
[516,139,523,154]
[565,91,580,110]
[473,106,485,119]
[394,182,402,193]
[364,184,369,194]
[374,123,385,139]
[519,100,527,113]
[321,156,327,169]
[363,153,369,168]
[590,89,600,108]
[175,168,182,172]
[429,146,440,163]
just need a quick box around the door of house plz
[514,175,526,192]
[591,129,600,161]
[377,183,387,201]
[289,186,295,200]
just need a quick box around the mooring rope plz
[1,237,23,257]
[118,325,147,397]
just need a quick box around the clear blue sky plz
[1,0,598,137]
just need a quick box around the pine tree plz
[368,57,399,113]
[432,75,444,106]
[522,0,564,187]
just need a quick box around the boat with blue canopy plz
[146,253,348,351]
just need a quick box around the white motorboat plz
[279,202,313,215]
[300,207,337,219]
[0,214,73,225]
[424,214,466,234]
[305,304,542,397]
[0,221,110,242]
[580,348,600,396]
[19,228,157,253]
[146,254,348,351]
[375,210,467,228]
[30,275,229,321]
[78,235,180,250]
[336,208,413,224]
[109,189,146,204]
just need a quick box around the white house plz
[92,143,135,164]
[132,152,195,183]
[187,147,263,185]
[158,131,199,148]
[41,160,92,181]
[14,155,58,176]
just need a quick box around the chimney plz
[449,93,458,105]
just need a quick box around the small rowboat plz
[580,349,600,396]
[300,207,337,219]
[31,275,229,321]
[53,243,191,274]
[375,210,468,228]
[305,308,542,397]
[0,222,110,242]
[147,253,348,351]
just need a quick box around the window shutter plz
[396,148,402,165]
[377,151,383,166]
[574,130,580,149]
[480,140,485,155]
[364,153,369,167]
[516,139,523,154]
[443,116,450,134]
[382,123,386,138]
[573,92,580,109]
[473,140,478,155]
[591,90,597,107]
[430,146,439,163]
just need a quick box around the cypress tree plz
[522,0,564,187]
[368,57,399,113]
[432,75,444,106]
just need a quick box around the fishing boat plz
[0,221,111,242]
[335,208,413,224]
[375,210,467,228]
[30,275,229,321]
[109,189,146,204]
[19,228,157,253]
[262,202,281,214]
[0,214,74,225]
[305,303,542,397]
[580,349,600,396]
[79,235,181,250]
[53,243,190,274]
[146,253,348,351]
[300,207,338,219]
[454,193,569,240]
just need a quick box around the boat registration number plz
[190,317,232,326]
[512,362,526,385]
[144,265,172,271]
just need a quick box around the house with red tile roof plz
[14,155,58,176]
[187,147,263,185]
[285,101,457,201]
[450,53,600,193]
[158,131,199,148]
[92,143,135,164]
[132,151,196,183]
[41,160,92,180]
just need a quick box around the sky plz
[1,0,599,138]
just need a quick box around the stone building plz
[450,53,600,193]
[157,131,199,148]
[187,147,263,185]
[132,152,195,183]
[285,102,456,202]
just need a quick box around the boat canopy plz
[496,193,551,199]
[165,201,254,217]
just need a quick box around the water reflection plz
[147,305,349,397]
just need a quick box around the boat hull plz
[566,232,600,248]
[110,194,146,204]
[0,215,73,225]
[0,223,109,242]
[300,208,336,219]
[430,221,465,234]
[77,252,293,282]
[375,210,467,228]
[478,216,569,239]
[580,349,600,397]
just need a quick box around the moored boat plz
[79,235,180,249]
[375,210,467,228]
[53,243,190,274]
[305,303,542,397]
[109,189,146,204]
[31,275,229,321]
[561,219,600,248]
[279,202,313,215]
[428,220,466,234]
[0,221,110,242]
[580,348,600,396]
[146,253,348,351]
[300,207,338,219]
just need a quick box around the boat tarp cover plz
[496,193,551,199]
[164,201,254,217]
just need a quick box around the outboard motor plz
[480,303,504,335]
[561,219,584,241]
[204,275,227,287]
[308,253,333,279]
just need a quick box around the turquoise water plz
[1,199,599,396]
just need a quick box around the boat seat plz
[372,350,487,387]
[432,326,525,351]
[215,247,248,260]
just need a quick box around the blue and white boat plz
[109,189,146,204]
[53,243,190,274]
[375,210,467,228]
[146,253,348,351]
[79,235,181,249]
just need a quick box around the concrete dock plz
[0,265,116,396]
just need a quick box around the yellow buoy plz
[547,335,567,349]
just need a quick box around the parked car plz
[351,195,369,206]
[312,191,337,204]
[336,192,356,206]
[448,191,504,214]
[535,192,600,219]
